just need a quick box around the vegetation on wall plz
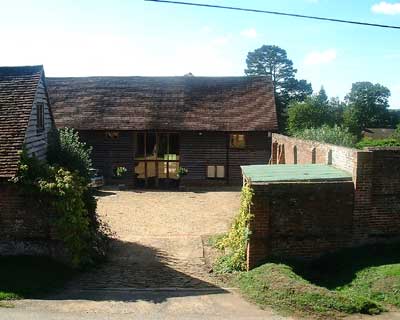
[293,125,358,148]
[13,129,110,268]
[213,184,254,273]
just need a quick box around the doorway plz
[134,132,180,188]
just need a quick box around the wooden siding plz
[180,132,271,186]
[228,132,271,184]
[24,76,52,160]
[79,130,271,187]
[78,130,135,185]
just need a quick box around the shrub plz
[214,184,254,273]
[47,128,93,182]
[294,125,357,148]
[15,149,110,268]
[356,137,400,149]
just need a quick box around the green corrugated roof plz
[241,164,352,184]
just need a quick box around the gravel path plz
[66,188,241,289]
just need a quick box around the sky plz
[1,0,399,107]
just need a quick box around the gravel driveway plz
[67,188,242,289]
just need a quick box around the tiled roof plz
[0,65,43,178]
[47,76,277,132]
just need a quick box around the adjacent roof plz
[0,65,43,178]
[363,128,395,139]
[241,164,352,184]
[47,76,277,131]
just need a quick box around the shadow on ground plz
[282,242,400,290]
[0,239,226,304]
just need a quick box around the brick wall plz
[271,134,357,174]
[247,181,354,269]
[247,135,400,269]
[0,182,60,256]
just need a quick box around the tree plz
[287,95,332,134]
[245,45,312,130]
[343,82,391,136]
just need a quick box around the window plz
[105,131,119,139]
[36,103,45,131]
[207,165,225,179]
[230,134,246,149]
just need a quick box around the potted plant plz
[176,167,188,189]
[114,166,128,190]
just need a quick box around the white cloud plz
[240,28,257,39]
[304,49,337,65]
[371,1,400,15]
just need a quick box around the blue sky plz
[1,0,399,107]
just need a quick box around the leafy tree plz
[343,82,391,136]
[245,45,312,130]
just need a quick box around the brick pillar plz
[352,150,374,244]
[247,187,270,270]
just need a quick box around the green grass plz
[0,256,75,302]
[236,242,400,319]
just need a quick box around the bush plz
[356,137,400,149]
[14,148,110,268]
[214,184,254,273]
[47,128,93,182]
[294,125,357,148]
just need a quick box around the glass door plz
[134,132,180,188]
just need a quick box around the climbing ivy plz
[214,184,254,273]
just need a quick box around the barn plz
[47,76,278,188]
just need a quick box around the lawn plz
[0,256,75,304]
[236,242,400,319]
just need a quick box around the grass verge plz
[234,242,400,319]
[0,256,75,303]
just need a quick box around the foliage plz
[245,45,312,130]
[213,184,254,273]
[294,125,358,148]
[47,128,93,182]
[177,167,188,178]
[343,82,391,136]
[237,263,384,318]
[114,166,127,177]
[0,256,75,301]
[14,150,110,268]
[392,123,400,140]
[287,95,333,134]
[356,137,400,149]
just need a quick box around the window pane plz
[147,161,156,178]
[134,161,145,178]
[146,133,156,160]
[207,165,215,178]
[135,133,145,159]
[169,133,180,156]
[230,134,246,148]
[216,166,225,178]
[158,134,168,159]
[158,161,168,178]
[168,162,179,180]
